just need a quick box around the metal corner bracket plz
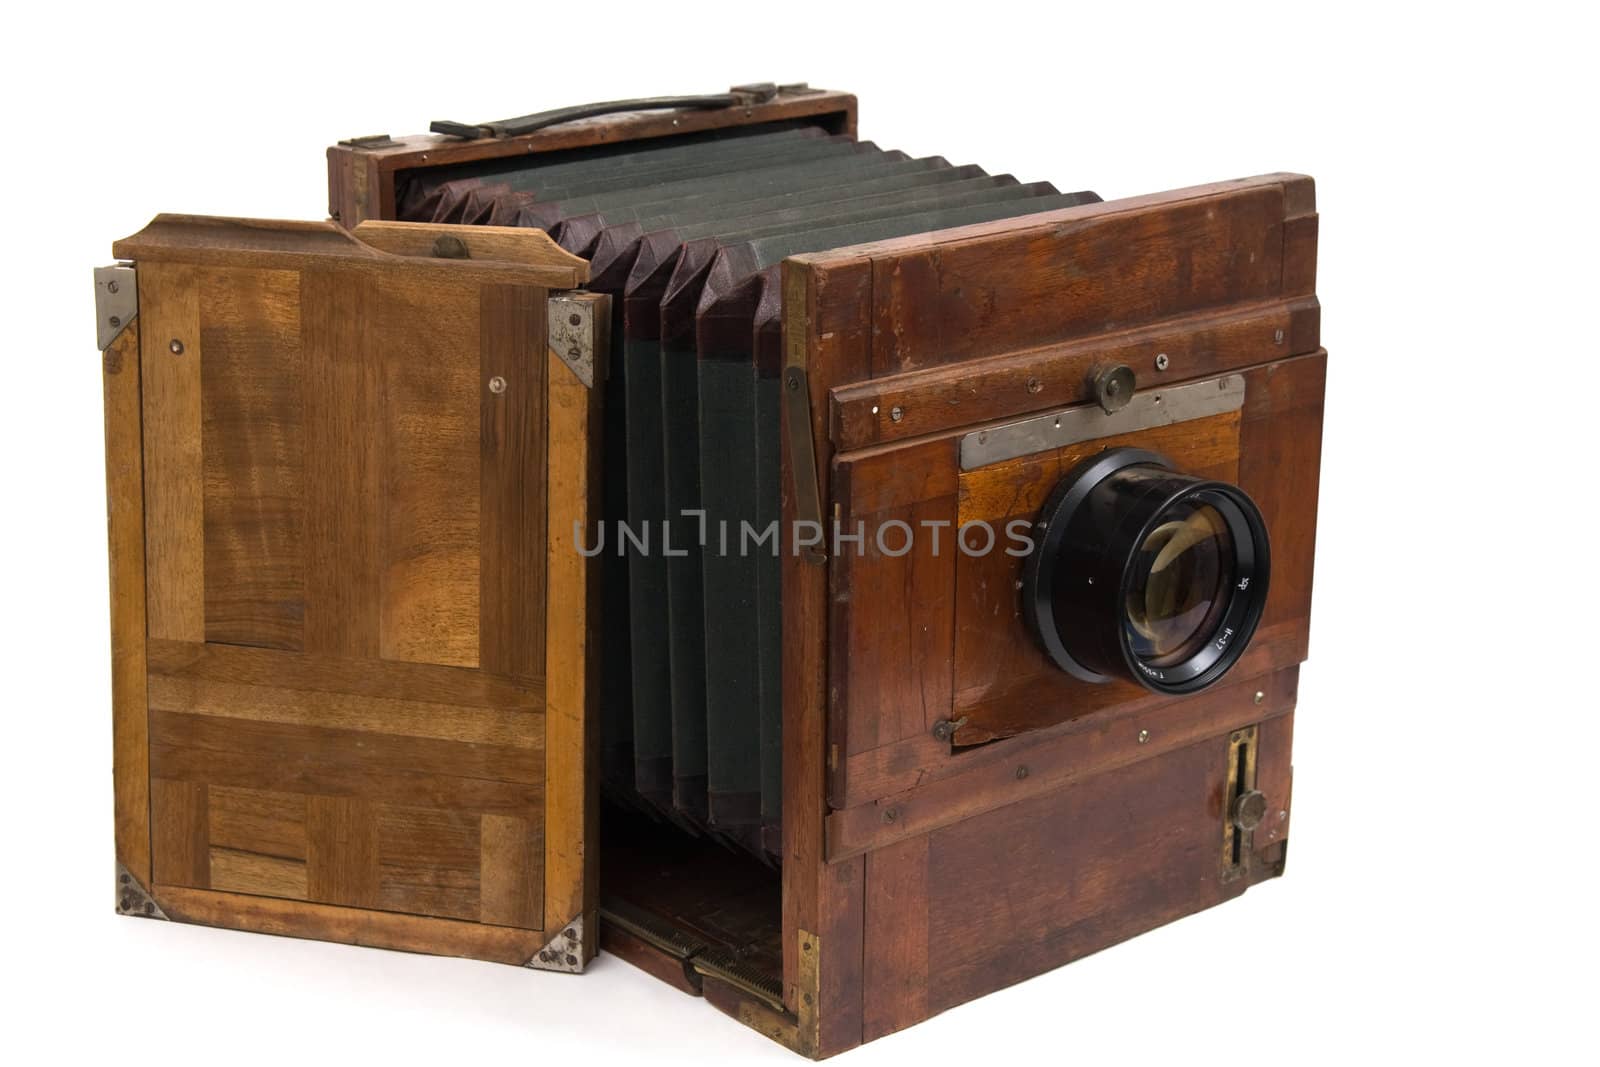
[736,928,821,1056]
[116,863,167,920]
[547,292,598,389]
[525,914,586,973]
[95,264,137,351]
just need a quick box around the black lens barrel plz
[1022,447,1270,695]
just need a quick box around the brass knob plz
[1231,789,1268,832]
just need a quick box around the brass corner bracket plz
[737,928,821,1057]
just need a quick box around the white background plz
[2,2,1595,1063]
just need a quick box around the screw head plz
[881,806,900,824]
[1254,690,1265,705]
[890,405,904,422]
[1155,352,1170,371]
[1274,328,1285,344]
[1026,377,1043,394]
[108,315,121,329]
[488,376,507,394]
[169,338,185,355]
[569,313,582,326]
[1137,728,1150,744]
[1014,765,1029,780]
[107,280,120,294]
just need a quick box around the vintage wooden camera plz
[98,85,1323,1056]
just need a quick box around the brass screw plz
[1026,377,1043,394]
[881,806,900,824]
[890,405,904,422]
[169,339,185,355]
[1015,765,1029,780]
[488,376,507,394]
[1254,690,1265,705]
[1274,329,1285,344]
[1137,729,1150,744]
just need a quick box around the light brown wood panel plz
[149,710,541,811]
[306,796,380,909]
[147,639,540,710]
[140,263,204,642]
[152,884,544,963]
[208,785,307,861]
[104,322,151,884]
[151,778,209,889]
[112,218,593,943]
[352,221,589,281]
[480,814,544,928]
[379,274,482,668]
[376,804,482,921]
[479,285,547,678]
[210,848,308,899]
[200,267,305,649]
[541,294,606,946]
[147,674,541,748]
[301,267,383,657]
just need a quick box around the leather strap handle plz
[432,83,785,140]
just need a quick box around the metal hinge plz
[548,292,602,389]
[94,265,137,351]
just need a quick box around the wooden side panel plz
[862,836,929,1041]
[781,257,872,1051]
[542,291,607,947]
[104,322,151,884]
[111,219,597,955]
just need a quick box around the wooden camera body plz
[99,85,1322,1056]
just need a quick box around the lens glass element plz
[1123,502,1235,668]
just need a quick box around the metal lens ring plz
[1022,447,1270,695]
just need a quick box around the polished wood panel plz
[110,218,600,955]
[199,267,305,649]
[104,321,151,884]
[542,291,608,950]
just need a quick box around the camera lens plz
[1022,448,1269,694]
[1124,502,1234,667]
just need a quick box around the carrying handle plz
[432,83,795,140]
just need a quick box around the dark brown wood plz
[830,296,1320,451]
[327,88,857,228]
